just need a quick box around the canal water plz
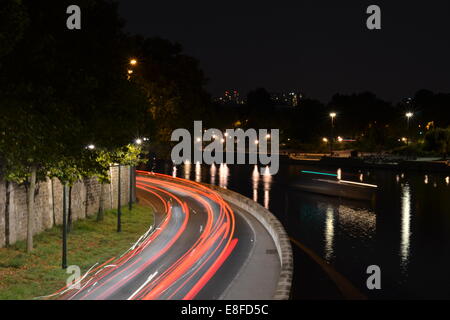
[150,161,450,299]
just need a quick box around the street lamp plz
[329,112,337,155]
[405,112,413,146]
[130,59,138,66]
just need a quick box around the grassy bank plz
[0,205,153,300]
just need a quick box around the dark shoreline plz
[282,155,450,173]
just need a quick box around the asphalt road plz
[54,171,254,300]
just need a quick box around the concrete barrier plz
[203,184,293,300]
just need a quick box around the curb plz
[203,184,293,300]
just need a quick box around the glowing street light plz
[135,138,142,145]
[130,59,138,66]
[322,137,328,143]
[329,112,337,155]
[266,134,271,139]
[405,112,414,146]
[255,140,259,145]
[87,144,95,150]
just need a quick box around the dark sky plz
[117,0,450,103]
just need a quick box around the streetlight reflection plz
[219,163,229,188]
[184,161,191,180]
[195,162,201,182]
[263,166,271,209]
[400,183,412,271]
[210,163,217,185]
[252,165,259,202]
[324,206,334,262]
[172,166,177,178]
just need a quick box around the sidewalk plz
[220,204,281,300]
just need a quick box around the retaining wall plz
[0,166,134,248]
[204,184,293,300]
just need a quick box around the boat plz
[290,171,377,202]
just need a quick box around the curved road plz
[52,171,254,300]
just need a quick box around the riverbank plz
[283,155,450,173]
[0,205,153,300]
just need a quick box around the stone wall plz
[0,166,135,248]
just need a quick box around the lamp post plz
[129,164,134,212]
[62,183,68,269]
[329,112,337,155]
[129,138,142,211]
[117,164,122,233]
[405,112,413,146]
[127,59,137,80]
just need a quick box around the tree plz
[0,0,28,59]
[246,88,275,129]
[0,0,152,252]
[129,36,210,145]
[94,145,144,222]
[424,128,450,159]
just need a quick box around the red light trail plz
[48,171,238,300]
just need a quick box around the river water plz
[150,160,450,299]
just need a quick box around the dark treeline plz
[0,0,211,251]
[211,88,450,156]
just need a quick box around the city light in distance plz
[406,112,413,118]
[130,59,137,66]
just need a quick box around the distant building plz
[214,90,244,105]
[270,92,302,107]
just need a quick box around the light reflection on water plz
[183,161,191,180]
[400,183,411,271]
[252,165,259,202]
[263,166,272,209]
[324,206,334,262]
[195,162,201,182]
[210,163,217,185]
[165,162,450,298]
[219,163,229,189]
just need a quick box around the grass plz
[0,204,153,300]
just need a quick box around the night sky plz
[117,0,450,103]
